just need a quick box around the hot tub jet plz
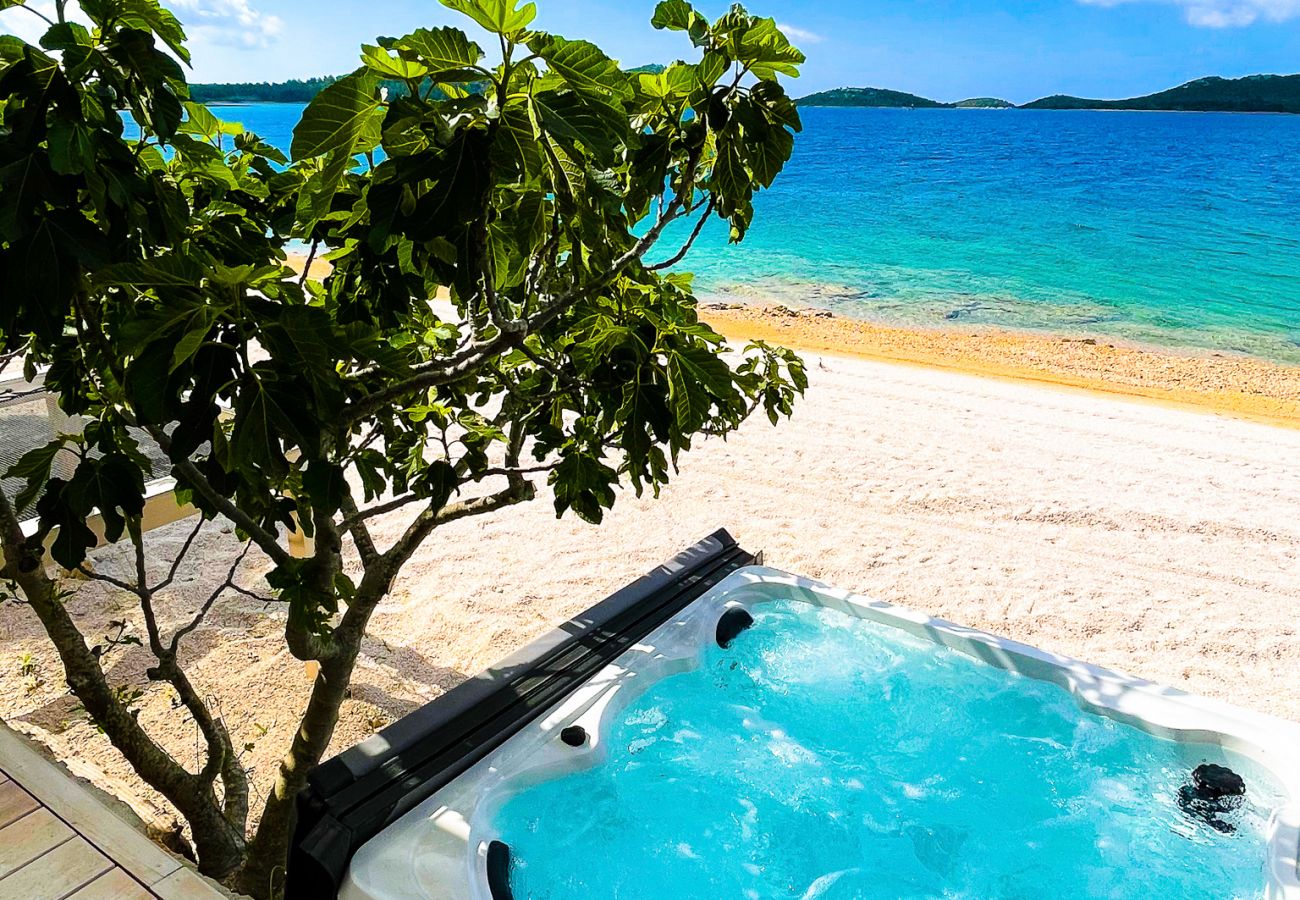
[716,607,755,648]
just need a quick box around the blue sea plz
[208,103,1300,363]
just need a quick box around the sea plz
[204,103,1300,363]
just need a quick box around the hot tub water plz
[496,600,1284,899]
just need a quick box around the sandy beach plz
[2,311,1300,834]
[703,302,1300,428]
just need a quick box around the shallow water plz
[494,600,1284,899]
[677,108,1300,363]
[176,104,1300,362]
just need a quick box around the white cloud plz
[1080,0,1300,27]
[0,2,75,45]
[170,0,283,48]
[0,0,281,52]
[776,22,825,44]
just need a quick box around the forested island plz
[190,64,665,104]
[191,70,1299,114]
[190,77,337,103]
[795,87,1014,108]
[1020,74,1300,113]
[794,87,953,108]
[796,74,1300,114]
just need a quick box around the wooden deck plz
[0,724,226,899]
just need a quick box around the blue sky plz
[4,0,1300,102]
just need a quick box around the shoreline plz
[699,303,1300,430]
[283,254,1300,428]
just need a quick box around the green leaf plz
[750,80,801,131]
[667,340,736,434]
[485,226,520,289]
[123,342,176,424]
[651,0,699,32]
[3,216,84,343]
[296,149,351,226]
[46,120,96,175]
[230,378,291,475]
[439,0,536,38]
[376,131,492,241]
[291,70,381,160]
[413,459,458,509]
[150,85,183,138]
[0,153,53,240]
[734,18,805,79]
[180,101,220,141]
[258,305,345,412]
[551,450,617,524]
[531,36,633,107]
[117,0,191,64]
[39,22,92,53]
[491,100,543,179]
[66,454,146,544]
[529,89,626,163]
[96,255,205,289]
[303,460,346,515]
[667,352,707,434]
[394,26,484,80]
[169,311,214,374]
[713,136,749,206]
[6,441,65,514]
[361,44,429,80]
[36,480,98,570]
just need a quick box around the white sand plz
[2,352,1299,830]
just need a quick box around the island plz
[796,74,1300,114]
[954,97,1015,108]
[191,64,668,105]
[1020,74,1300,114]
[795,87,959,109]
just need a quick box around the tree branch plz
[647,197,716,271]
[339,491,423,529]
[342,148,708,428]
[146,426,293,569]
[0,386,44,404]
[338,491,380,567]
[297,239,320,287]
[157,517,206,593]
[0,339,29,374]
[168,541,255,654]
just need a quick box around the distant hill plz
[955,97,1014,109]
[797,87,1012,109]
[191,77,337,104]
[797,74,1300,114]
[1021,74,1300,113]
[796,87,950,109]
[192,63,666,105]
[193,71,1300,114]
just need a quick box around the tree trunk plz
[0,497,245,878]
[234,637,365,898]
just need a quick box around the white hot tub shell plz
[337,565,1300,900]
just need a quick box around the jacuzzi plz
[287,531,1300,899]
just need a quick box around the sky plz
[3,0,1300,103]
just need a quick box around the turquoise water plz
[494,600,1284,899]
[195,104,1300,362]
[678,108,1300,363]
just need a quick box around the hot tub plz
[288,531,1300,899]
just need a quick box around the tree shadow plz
[359,635,469,695]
